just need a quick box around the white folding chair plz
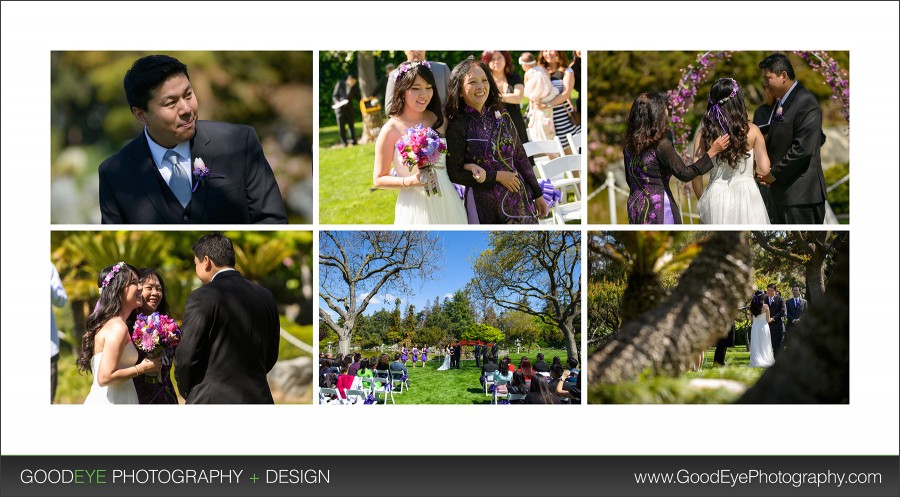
[565,131,582,154]
[483,375,495,396]
[390,369,409,394]
[372,372,394,404]
[345,389,368,405]
[523,139,565,170]
[319,388,343,405]
[538,155,583,224]
[505,393,527,404]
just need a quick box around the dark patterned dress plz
[128,323,180,404]
[446,105,542,224]
[623,139,714,224]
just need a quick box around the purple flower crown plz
[708,78,739,105]
[391,60,431,82]
[707,78,740,134]
[100,261,126,293]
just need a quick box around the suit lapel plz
[130,134,179,223]
[189,122,214,223]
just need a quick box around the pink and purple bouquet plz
[132,312,181,382]
[395,124,447,197]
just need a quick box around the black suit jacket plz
[332,80,360,117]
[452,345,461,358]
[765,83,827,207]
[767,296,786,332]
[99,121,288,224]
[785,297,807,330]
[175,270,280,404]
[533,360,550,373]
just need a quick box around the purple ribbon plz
[539,179,562,208]
[707,103,730,135]
[453,183,466,200]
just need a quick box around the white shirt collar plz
[779,80,799,107]
[144,128,192,169]
[210,267,236,281]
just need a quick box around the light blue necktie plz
[164,150,192,207]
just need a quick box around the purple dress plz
[401,347,408,362]
[623,139,714,224]
[446,105,542,224]
[421,348,428,362]
[412,348,419,362]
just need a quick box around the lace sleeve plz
[656,139,714,182]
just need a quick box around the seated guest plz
[482,354,500,376]
[356,358,374,390]
[319,359,337,388]
[556,370,581,403]
[548,363,566,393]
[493,357,513,395]
[533,353,550,373]
[551,356,562,369]
[517,357,536,380]
[506,371,528,404]
[374,354,392,378]
[566,356,580,384]
[318,352,325,365]
[348,353,362,376]
[390,353,409,376]
[524,374,560,404]
[336,363,354,400]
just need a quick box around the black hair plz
[192,232,236,268]
[701,78,750,168]
[137,268,170,315]
[445,58,503,122]
[551,356,562,367]
[624,92,669,156]
[567,356,579,369]
[750,290,766,317]
[759,53,796,80]
[536,353,545,361]
[394,353,401,361]
[124,55,190,110]
[550,363,564,379]
[767,283,777,291]
[528,374,557,404]
[387,61,444,130]
[78,263,140,373]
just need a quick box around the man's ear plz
[132,107,148,126]
[201,255,213,272]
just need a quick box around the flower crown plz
[391,60,431,82]
[100,261,126,294]
[709,78,739,105]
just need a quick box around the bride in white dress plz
[437,344,453,371]
[748,290,776,368]
[78,262,161,404]
[374,60,467,225]
[692,77,771,224]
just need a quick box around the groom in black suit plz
[766,284,787,358]
[175,233,281,403]
[98,55,287,224]
[452,342,462,369]
[757,54,827,224]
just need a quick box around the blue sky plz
[321,231,491,316]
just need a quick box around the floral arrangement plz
[793,51,850,124]
[395,124,447,197]
[666,51,732,158]
[192,158,210,192]
[392,60,431,82]
[132,312,181,382]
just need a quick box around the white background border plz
[1,1,897,456]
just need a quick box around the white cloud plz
[444,293,453,300]
[361,292,381,305]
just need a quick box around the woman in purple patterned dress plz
[445,58,549,224]
[623,92,730,224]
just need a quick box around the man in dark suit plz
[332,74,360,147]
[452,342,462,369]
[98,55,287,224]
[757,53,827,224]
[474,343,483,368]
[175,233,280,404]
[490,342,499,363]
[533,353,550,373]
[785,285,808,350]
[766,284,787,358]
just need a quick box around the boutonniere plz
[494,110,502,120]
[191,158,212,192]
[774,105,785,122]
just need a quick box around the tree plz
[444,290,475,339]
[469,231,581,361]
[402,304,418,342]
[319,231,442,354]
[461,323,505,344]
[482,305,500,328]
[588,232,752,383]
[500,310,542,351]
[751,231,846,305]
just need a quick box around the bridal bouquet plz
[395,124,447,197]
[132,312,182,382]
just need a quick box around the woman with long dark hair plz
[80,262,161,404]
[623,92,730,224]
[445,58,548,224]
[693,78,772,224]
[128,268,179,404]
[481,50,528,146]
[374,60,466,225]
[524,373,560,404]
[748,290,776,367]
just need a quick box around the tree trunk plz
[621,272,665,325]
[738,241,849,403]
[588,232,752,384]
[804,249,827,306]
[560,317,578,363]
[338,329,351,355]
[356,51,378,144]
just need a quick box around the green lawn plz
[319,124,397,224]
[334,348,571,405]
[588,346,767,404]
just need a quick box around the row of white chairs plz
[320,369,410,405]
[523,133,582,225]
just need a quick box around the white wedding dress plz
[748,313,776,368]
[393,149,467,225]
[698,149,770,224]
[437,352,452,371]
[83,352,139,404]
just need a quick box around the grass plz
[319,124,397,224]
[588,346,767,404]
[338,348,570,405]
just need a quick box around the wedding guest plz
[332,74,360,147]
[390,353,409,376]
[517,356,535,380]
[374,353,392,379]
[374,62,395,114]
[357,358,374,391]
[623,92,729,224]
[785,285,808,349]
[524,374,560,404]
[482,50,528,146]
[566,356,580,384]
[482,354,500,377]
[319,359,337,388]
[533,353,550,373]
[348,353,362,376]
[714,323,736,366]
[570,51,582,113]
[445,58,548,224]
[79,263,162,404]
[335,363,354,400]
[50,262,68,403]
[520,52,557,142]
[556,370,580,403]
[493,357,513,386]
[507,371,528,404]
[537,50,581,153]
[548,363,565,392]
[128,268,178,404]
[504,355,515,373]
